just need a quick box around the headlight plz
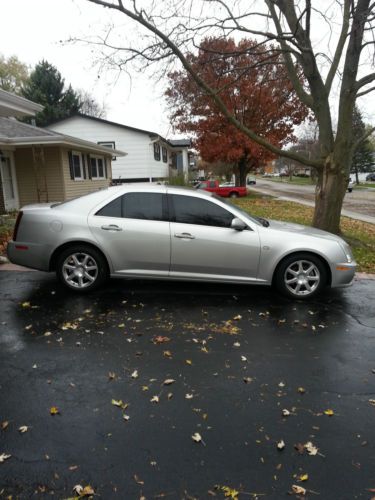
[339,241,353,263]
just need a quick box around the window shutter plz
[104,157,108,178]
[87,155,92,179]
[68,151,74,180]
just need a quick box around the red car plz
[196,180,247,198]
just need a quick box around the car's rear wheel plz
[274,253,327,299]
[56,245,108,292]
[229,192,239,198]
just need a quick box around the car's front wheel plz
[274,253,327,299]
[56,245,108,292]
[229,192,239,198]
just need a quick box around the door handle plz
[174,232,195,239]
[101,224,123,231]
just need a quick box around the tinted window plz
[96,196,122,217]
[96,193,166,220]
[123,192,165,220]
[171,195,234,228]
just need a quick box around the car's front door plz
[88,191,171,276]
[168,193,261,282]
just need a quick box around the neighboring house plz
[50,114,191,182]
[0,90,125,213]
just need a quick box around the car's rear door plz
[168,193,261,281]
[88,191,171,276]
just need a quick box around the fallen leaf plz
[72,484,95,497]
[299,473,309,482]
[153,335,170,344]
[111,399,124,407]
[49,406,60,415]
[241,355,247,362]
[82,485,95,496]
[185,359,192,365]
[21,301,31,308]
[233,342,241,347]
[131,370,139,379]
[163,378,175,385]
[291,485,306,495]
[0,453,11,463]
[305,441,319,455]
[192,432,203,443]
[282,409,291,417]
[277,440,285,450]
[133,474,144,485]
[1,421,9,431]
[108,371,116,380]
[150,395,159,403]
[233,315,242,320]
[163,350,172,358]
[324,409,334,416]
[185,393,193,399]
[294,443,305,454]
[369,399,375,406]
[218,485,239,499]
[18,425,29,433]
[243,377,253,384]
[297,387,306,394]
[123,414,130,421]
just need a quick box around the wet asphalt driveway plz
[0,271,375,499]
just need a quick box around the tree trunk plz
[313,160,348,234]
[237,157,248,186]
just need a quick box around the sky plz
[0,0,174,137]
[1,0,375,140]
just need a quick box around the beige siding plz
[61,148,112,200]
[14,146,64,206]
[14,146,112,207]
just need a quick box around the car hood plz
[267,219,344,243]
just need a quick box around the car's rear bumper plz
[7,241,51,271]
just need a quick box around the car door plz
[168,193,261,281]
[88,191,171,276]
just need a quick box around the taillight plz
[13,211,23,241]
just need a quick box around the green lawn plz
[261,175,315,185]
[234,195,375,274]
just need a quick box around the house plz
[0,90,125,213]
[49,114,191,182]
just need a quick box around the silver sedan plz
[7,185,356,299]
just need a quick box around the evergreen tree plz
[351,106,374,182]
[22,60,80,126]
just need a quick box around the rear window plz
[96,192,167,221]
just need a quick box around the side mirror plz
[231,217,247,231]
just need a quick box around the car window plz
[96,192,167,221]
[96,196,122,217]
[170,194,234,228]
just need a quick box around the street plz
[252,180,375,224]
[1,271,375,499]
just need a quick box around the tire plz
[229,192,239,198]
[274,253,327,299]
[348,188,352,193]
[56,245,108,293]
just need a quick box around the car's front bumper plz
[331,261,357,288]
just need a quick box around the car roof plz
[54,183,215,212]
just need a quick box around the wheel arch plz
[272,250,332,287]
[49,241,111,274]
